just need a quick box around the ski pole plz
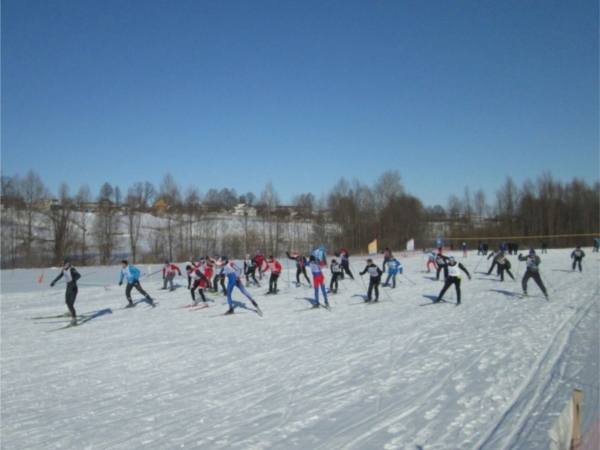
[55,271,96,284]
[512,259,521,294]
[472,254,485,273]
[143,269,163,278]
[401,273,416,285]
[541,271,554,290]
[78,283,111,289]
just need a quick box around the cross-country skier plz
[188,259,211,306]
[254,251,267,280]
[517,249,548,299]
[486,249,501,276]
[50,258,82,326]
[426,250,438,273]
[382,256,402,288]
[495,253,515,282]
[264,255,283,294]
[359,258,383,302]
[217,256,260,315]
[336,249,354,280]
[461,242,468,257]
[304,255,329,307]
[286,251,312,287]
[382,248,393,272]
[571,247,586,272]
[433,256,471,305]
[329,259,342,293]
[436,253,449,281]
[160,259,181,291]
[118,260,154,307]
[243,254,261,287]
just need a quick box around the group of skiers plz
[48,244,588,325]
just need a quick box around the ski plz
[419,300,454,306]
[209,311,248,317]
[28,313,93,320]
[46,323,77,332]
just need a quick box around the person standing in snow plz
[305,255,329,307]
[254,251,267,280]
[571,247,585,272]
[264,255,283,294]
[286,251,312,287]
[359,258,383,302]
[118,260,154,307]
[50,258,82,327]
[209,254,226,295]
[329,259,342,293]
[433,256,471,305]
[517,249,548,299]
[217,256,261,315]
[461,242,468,257]
[382,256,402,288]
[160,259,181,291]
[495,253,515,282]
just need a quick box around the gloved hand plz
[518,253,522,258]
[119,281,123,286]
[468,275,472,280]
[50,282,55,287]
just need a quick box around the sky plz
[2,0,599,208]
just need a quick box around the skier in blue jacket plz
[119,260,153,307]
[381,257,402,288]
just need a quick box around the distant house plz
[232,203,257,217]
[31,199,59,211]
[152,199,168,214]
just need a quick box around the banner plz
[311,246,327,263]
[406,238,415,251]
[368,239,378,255]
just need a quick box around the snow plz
[1,249,599,449]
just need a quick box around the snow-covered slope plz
[1,249,598,449]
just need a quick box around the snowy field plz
[1,248,599,450]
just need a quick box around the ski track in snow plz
[1,249,599,449]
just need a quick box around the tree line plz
[1,170,598,269]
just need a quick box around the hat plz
[221,255,228,261]
[62,258,70,265]
[164,259,169,264]
[309,255,316,261]
[529,249,536,255]
[331,259,337,263]
[121,260,128,265]
[449,256,456,263]
[268,255,274,260]
[367,258,373,263]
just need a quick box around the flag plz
[38,272,44,283]
[368,239,378,255]
[406,238,415,251]
[311,246,327,263]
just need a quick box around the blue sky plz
[2,0,598,208]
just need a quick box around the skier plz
[243,254,260,287]
[160,259,181,291]
[593,238,600,253]
[571,247,585,272]
[336,249,354,280]
[264,255,283,294]
[486,249,501,276]
[286,251,312,287]
[254,251,267,280]
[188,259,211,306]
[304,255,329,307]
[433,256,471,305]
[517,249,548,299]
[382,256,402,288]
[382,247,393,272]
[540,240,548,254]
[426,250,438,273]
[49,258,82,326]
[495,253,515,282]
[209,254,226,295]
[461,242,468,257]
[118,260,154,307]
[436,253,449,281]
[329,259,342,293]
[217,256,260,315]
[477,241,484,255]
[359,258,383,302]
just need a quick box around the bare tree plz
[73,185,93,265]
[46,182,75,265]
[18,171,49,266]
